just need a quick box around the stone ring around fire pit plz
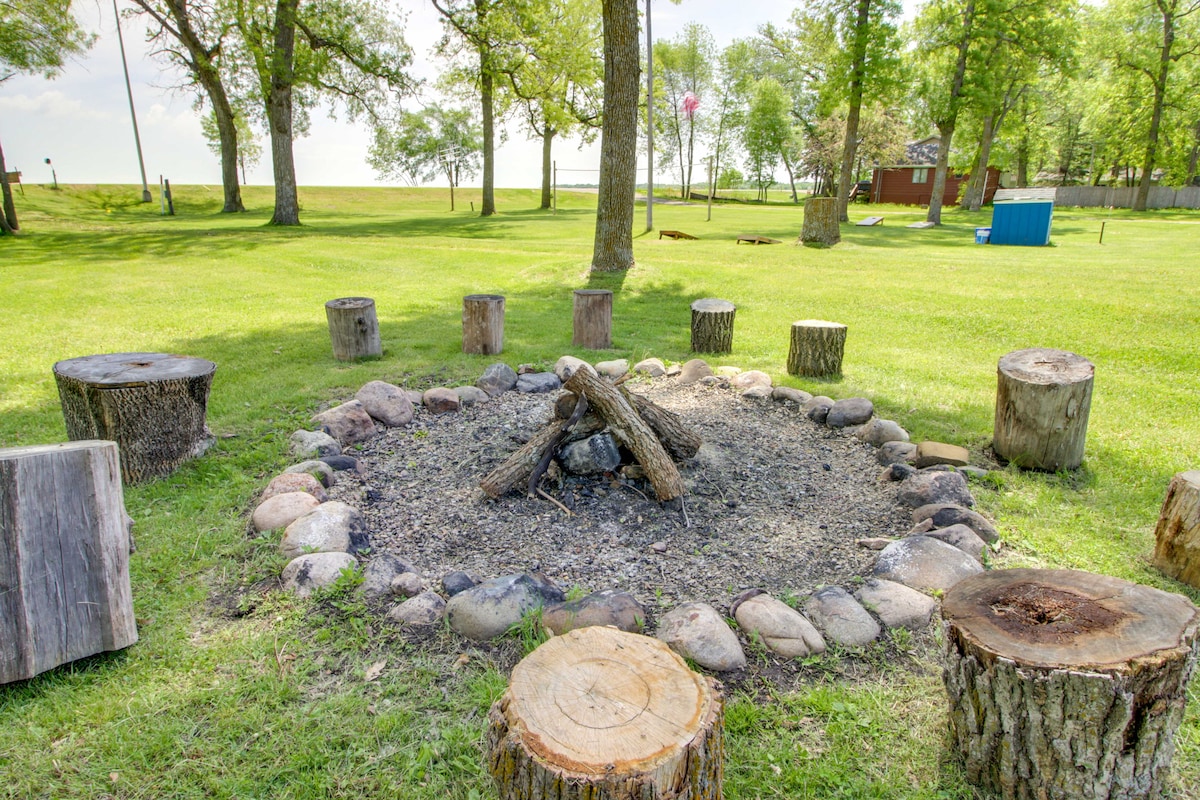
[249,354,1000,673]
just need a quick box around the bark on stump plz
[463,294,506,355]
[690,299,736,354]
[941,568,1200,800]
[786,320,847,378]
[1,441,138,684]
[324,297,382,360]
[486,626,725,800]
[800,197,841,246]
[573,289,613,349]
[993,348,1094,470]
[53,352,216,484]
[1153,470,1200,589]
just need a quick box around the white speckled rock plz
[279,500,369,559]
[388,592,447,625]
[657,601,746,671]
[856,419,910,446]
[355,380,415,426]
[803,586,880,647]
[873,535,984,592]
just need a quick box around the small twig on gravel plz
[680,496,691,528]
[617,480,649,501]
[534,486,573,517]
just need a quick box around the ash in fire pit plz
[327,378,910,611]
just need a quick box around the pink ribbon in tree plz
[681,91,700,121]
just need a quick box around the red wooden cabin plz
[869,137,1001,206]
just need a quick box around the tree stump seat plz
[325,297,381,360]
[1154,470,1200,589]
[690,298,736,354]
[800,196,841,246]
[463,294,505,355]
[486,626,725,800]
[572,289,613,349]
[942,568,1199,800]
[53,352,216,484]
[993,348,1094,470]
[787,319,847,378]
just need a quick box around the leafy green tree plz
[367,104,481,209]
[743,77,797,201]
[653,23,715,198]
[590,0,638,272]
[0,0,93,233]
[201,109,262,184]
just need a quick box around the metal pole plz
[645,0,653,233]
[706,157,713,222]
[114,0,152,202]
[553,160,557,214]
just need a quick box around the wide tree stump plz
[324,297,382,360]
[1154,470,1200,589]
[463,294,505,355]
[573,289,613,349]
[53,352,216,484]
[1,441,138,684]
[800,197,841,246]
[787,320,847,378]
[942,568,1200,800]
[486,626,725,800]
[993,348,1094,470]
[690,298,736,354]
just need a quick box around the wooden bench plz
[736,235,781,245]
[4,170,23,195]
[659,229,698,240]
[856,216,884,226]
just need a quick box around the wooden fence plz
[1053,185,1200,209]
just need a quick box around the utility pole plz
[114,0,152,202]
[645,0,653,233]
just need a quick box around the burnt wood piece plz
[565,367,685,502]
[1153,470,1200,589]
[993,348,1094,470]
[53,352,216,484]
[619,386,703,461]
[462,294,505,355]
[787,320,847,378]
[480,414,604,498]
[1,441,138,684]
[690,298,736,354]
[572,289,613,349]
[800,197,841,246]
[486,626,725,800]
[941,568,1199,800]
[325,297,382,360]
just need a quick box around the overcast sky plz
[0,1,901,190]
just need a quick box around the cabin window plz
[912,168,929,183]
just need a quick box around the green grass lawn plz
[1,184,1197,798]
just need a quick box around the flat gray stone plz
[922,524,986,562]
[554,356,593,382]
[856,419,910,446]
[355,380,415,426]
[559,433,621,475]
[855,578,937,630]
[290,429,342,459]
[312,400,377,445]
[912,503,999,543]
[284,460,337,488]
[733,592,825,658]
[441,571,476,596]
[804,396,834,423]
[542,589,645,635]
[404,389,424,407]
[826,397,874,428]
[252,492,321,533]
[423,387,460,414]
[772,386,813,404]
[873,535,984,592]
[392,572,426,598]
[281,552,359,598]
[678,359,714,385]
[633,357,666,377]
[958,465,989,480]
[476,363,518,397]
[803,586,880,647]
[595,359,629,379]
[387,591,446,626]
[516,372,562,394]
[455,385,490,406]
[730,370,772,389]
[359,554,417,601]
[877,441,918,466]
[741,385,773,400]
[656,602,746,671]
[897,470,975,508]
[279,500,369,560]
[446,574,564,641]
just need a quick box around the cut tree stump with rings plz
[690,298,736,354]
[325,297,382,360]
[993,347,1094,470]
[787,320,847,378]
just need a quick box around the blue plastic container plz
[989,200,1053,246]
[975,227,991,244]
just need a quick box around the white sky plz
[0,1,907,189]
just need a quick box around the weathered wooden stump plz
[463,294,505,355]
[1,441,138,684]
[486,626,725,800]
[53,352,216,484]
[572,289,613,349]
[1154,470,1200,589]
[690,298,736,354]
[942,568,1199,800]
[324,297,381,360]
[800,196,841,246]
[787,319,847,378]
[993,347,1094,470]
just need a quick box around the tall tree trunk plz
[926,0,974,225]
[590,0,638,273]
[0,137,18,233]
[837,0,871,223]
[928,123,955,224]
[540,125,555,209]
[268,0,301,226]
[1187,119,1200,186]
[1135,7,1174,212]
[480,48,496,217]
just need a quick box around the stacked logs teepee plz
[480,367,701,504]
